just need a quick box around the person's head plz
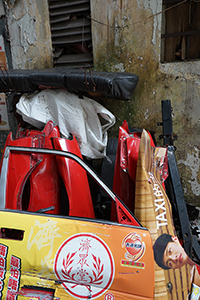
[153,233,190,270]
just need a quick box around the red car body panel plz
[52,136,95,218]
[1,121,94,218]
[112,120,155,217]
[2,121,61,214]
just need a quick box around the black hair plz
[153,233,173,270]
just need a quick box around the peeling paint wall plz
[91,0,200,206]
[3,0,53,69]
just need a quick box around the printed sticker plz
[121,233,145,269]
[54,233,115,299]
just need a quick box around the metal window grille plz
[48,0,93,68]
[161,0,200,62]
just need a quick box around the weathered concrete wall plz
[3,0,53,69]
[91,0,200,206]
[2,0,200,206]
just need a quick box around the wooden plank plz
[52,33,91,44]
[0,52,7,69]
[55,53,93,64]
[164,2,189,62]
[51,26,91,38]
[51,18,90,31]
[49,3,90,16]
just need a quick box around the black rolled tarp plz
[0,68,139,100]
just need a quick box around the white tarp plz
[16,89,116,159]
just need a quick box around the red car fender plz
[2,121,61,214]
[52,136,95,218]
[25,123,61,214]
[112,120,155,217]
[3,133,43,210]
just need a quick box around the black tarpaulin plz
[0,68,139,100]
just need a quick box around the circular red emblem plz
[54,233,115,299]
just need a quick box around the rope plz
[88,0,188,29]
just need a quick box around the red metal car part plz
[0,146,140,227]
[0,121,61,214]
[0,120,95,218]
[52,136,95,218]
[23,122,61,214]
[112,120,155,219]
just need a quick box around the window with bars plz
[161,0,200,63]
[48,0,93,68]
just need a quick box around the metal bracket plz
[168,146,200,261]
[159,100,200,261]
[167,145,192,257]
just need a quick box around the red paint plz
[112,120,155,220]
